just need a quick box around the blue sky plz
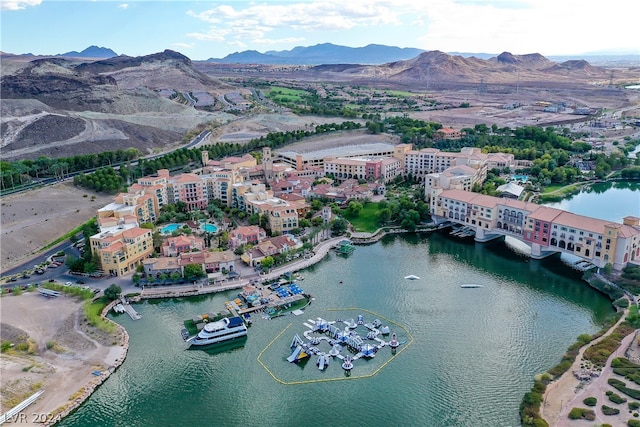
[2,0,638,60]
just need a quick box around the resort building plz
[161,235,205,257]
[430,189,640,269]
[433,127,464,140]
[404,147,489,180]
[424,165,481,200]
[90,226,153,276]
[240,235,301,267]
[323,156,401,183]
[167,173,208,211]
[234,183,301,234]
[275,143,396,171]
[142,250,236,278]
[229,225,267,249]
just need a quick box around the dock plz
[119,297,141,320]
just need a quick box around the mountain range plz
[207,43,426,65]
[58,46,118,59]
[1,45,635,161]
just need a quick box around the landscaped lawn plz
[343,203,381,233]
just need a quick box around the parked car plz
[64,282,73,287]
[76,279,86,284]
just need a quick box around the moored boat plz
[186,317,247,347]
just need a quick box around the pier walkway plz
[119,297,141,320]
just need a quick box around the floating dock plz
[118,297,141,320]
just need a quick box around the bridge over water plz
[430,189,640,270]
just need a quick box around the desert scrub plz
[609,378,640,400]
[83,298,117,335]
[608,391,628,404]
[602,404,620,415]
[612,358,640,386]
[568,407,595,420]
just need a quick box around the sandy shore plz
[0,292,127,426]
[541,306,635,426]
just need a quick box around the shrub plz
[1,341,12,352]
[614,297,630,308]
[609,392,628,404]
[583,397,597,406]
[628,419,640,426]
[602,405,620,416]
[609,378,640,400]
[568,407,595,420]
[612,358,640,386]
[630,402,640,410]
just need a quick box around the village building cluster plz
[89,133,538,277]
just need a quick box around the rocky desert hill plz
[1,50,242,160]
[3,48,637,161]
[273,50,629,90]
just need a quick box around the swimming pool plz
[161,223,181,234]
[200,223,218,233]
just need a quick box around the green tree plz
[104,284,122,300]
[184,264,205,279]
[378,208,391,224]
[346,201,363,217]
[331,217,348,235]
[400,209,421,232]
[261,256,275,271]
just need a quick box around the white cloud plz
[1,0,42,11]
[118,3,129,10]
[171,42,195,49]
[187,0,403,45]
[405,0,640,55]
[185,0,639,55]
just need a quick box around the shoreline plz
[37,236,345,425]
[43,300,129,426]
[540,305,633,426]
[7,227,628,426]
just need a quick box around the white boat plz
[404,275,420,280]
[186,317,247,347]
[460,284,484,288]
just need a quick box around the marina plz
[59,233,614,427]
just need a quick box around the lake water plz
[60,238,614,427]
[59,181,640,427]
[545,181,640,223]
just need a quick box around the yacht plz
[186,317,247,347]
[404,275,420,280]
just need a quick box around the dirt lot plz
[0,182,113,273]
[0,292,125,424]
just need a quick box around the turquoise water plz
[200,223,218,233]
[545,181,640,223]
[60,233,613,427]
[59,182,639,427]
[160,223,181,234]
